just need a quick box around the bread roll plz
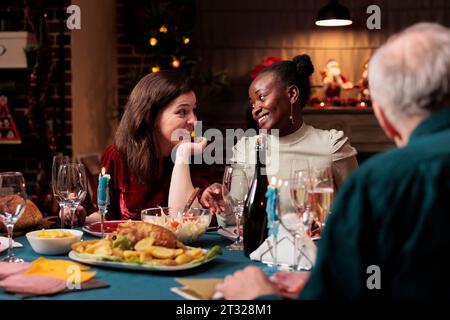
[0,195,43,231]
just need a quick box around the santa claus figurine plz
[321,58,353,99]
[358,61,370,101]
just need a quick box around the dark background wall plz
[0,0,71,202]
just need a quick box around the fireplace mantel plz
[303,106,395,153]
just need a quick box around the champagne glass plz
[277,179,313,271]
[309,166,334,237]
[222,165,249,250]
[0,172,27,263]
[52,155,70,228]
[56,163,87,229]
[290,169,313,230]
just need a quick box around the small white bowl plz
[26,229,83,255]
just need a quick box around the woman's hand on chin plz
[175,137,207,163]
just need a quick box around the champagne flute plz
[309,165,334,237]
[52,155,70,228]
[56,163,87,229]
[278,178,314,271]
[290,168,313,231]
[0,172,27,263]
[222,165,249,250]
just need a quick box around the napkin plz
[25,257,96,283]
[171,278,223,300]
[249,225,317,271]
[217,226,239,241]
[0,237,22,253]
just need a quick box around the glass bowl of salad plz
[140,207,212,243]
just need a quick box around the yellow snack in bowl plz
[37,229,74,239]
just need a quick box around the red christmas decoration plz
[250,56,283,79]
[0,96,21,144]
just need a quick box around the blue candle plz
[265,177,279,236]
[98,167,110,207]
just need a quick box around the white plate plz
[0,237,22,253]
[68,249,217,272]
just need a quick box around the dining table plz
[0,230,262,300]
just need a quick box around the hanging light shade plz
[315,0,352,27]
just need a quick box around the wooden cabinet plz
[302,107,395,153]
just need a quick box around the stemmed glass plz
[52,155,70,228]
[277,178,311,271]
[0,172,27,263]
[56,163,87,229]
[222,165,249,250]
[309,166,334,237]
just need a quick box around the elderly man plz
[216,22,450,299]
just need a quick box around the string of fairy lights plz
[147,24,191,73]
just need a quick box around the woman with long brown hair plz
[85,71,220,222]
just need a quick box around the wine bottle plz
[243,137,269,257]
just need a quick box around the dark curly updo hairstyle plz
[260,54,314,108]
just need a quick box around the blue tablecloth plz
[0,232,262,300]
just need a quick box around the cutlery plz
[180,187,201,216]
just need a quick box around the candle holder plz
[97,167,110,238]
[98,204,108,238]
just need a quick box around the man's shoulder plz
[353,132,450,185]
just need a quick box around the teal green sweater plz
[300,107,450,299]
[262,107,450,300]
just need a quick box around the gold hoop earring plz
[290,102,295,124]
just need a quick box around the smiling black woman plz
[216,54,359,227]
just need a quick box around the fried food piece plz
[174,249,184,257]
[115,221,178,248]
[123,250,140,261]
[185,248,203,259]
[112,248,124,259]
[71,240,100,253]
[84,238,112,256]
[134,237,155,252]
[175,254,194,265]
[151,259,177,266]
[139,251,153,263]
[149,246,178,259]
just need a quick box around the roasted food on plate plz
[71,221,222,266]
[115,221,179,248]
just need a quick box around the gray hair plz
[369,22,450,120]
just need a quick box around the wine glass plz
[56,163,87,229]
[0,172,27,263]
[52,155,70,228]
[309,165,334,237]
[277,178,313,271]
[290,169,313,230]
[222,165,249,250]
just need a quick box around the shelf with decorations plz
[0,95,21,144]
